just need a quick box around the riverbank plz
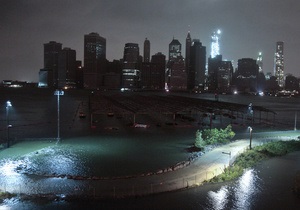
[208,140,300,183]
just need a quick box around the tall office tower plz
[143,38,150,62]
[122,43,141,89]
[233,58,259,92]
[274,41,284,88]
[141,52,166,90]
[151,52,166,89]
[167,38,185,90]
[217,61,233,93]
[169,38,181,61]
[44,41,62,87]
[123,43,140,69]
[257,52,263,72]
[84,32,106,89]
[187,39,206,91]
[75,60,84,89]
[185,31,192,75]
[210,29,221,58]
[57,47,76,88]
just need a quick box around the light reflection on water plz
[1,152,300,209]
[207,186,229,210]
[233,169,261,209]
[206,169,261,210]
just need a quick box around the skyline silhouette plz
[1,0,299,82]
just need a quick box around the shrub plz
[201,125,235,145]
[194,130,206,149]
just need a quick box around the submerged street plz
[0,89,300,209]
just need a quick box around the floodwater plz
[1,152,299,209]
[1,89,300,209]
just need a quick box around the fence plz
[0,136,297,200]
[0,166,227,200]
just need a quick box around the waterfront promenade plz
[1,130,299,199]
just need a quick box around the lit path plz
[0,130,299,199]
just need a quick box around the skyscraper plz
[207,30,222,91]
[167,38,186,90]
[257,52,263,72]
[185,31,192,75]
[187,39,206,91]
[124,43,140,63]
[274,41,284,88]
[123,43,141,69]
[210,29,221,59]
[44,41,62,87]
[169,38,181,61]
[122,43,141,89]
[233,58,259,92]
[143,38,150,62]
[84,32,106,89]
[57,47,76,88]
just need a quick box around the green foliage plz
[209,140,300,183]
[0,191,15,200]
[201,125,235,145]
[194,130,206,149]
[255,140,300,156]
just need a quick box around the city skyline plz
[1,0,299,82]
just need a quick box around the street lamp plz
[248,126,253,150]
[6,101,12,148]
[54,90,64,143]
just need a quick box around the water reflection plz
[207,169,261,210]
[207,186,229,210]
[234,169,260,209]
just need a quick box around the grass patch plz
[0,191,15,200]
[209,140,300,183]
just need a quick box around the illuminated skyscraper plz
[143,38,150,62]
[122,43,141,89]
[169,38,181,60]
[257,52,263,72]
[274,41,284,88]
[210,29,221,58]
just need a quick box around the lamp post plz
[54,90,64,143]
[248,126,253,150]
[6,101,12,148]
[248,103,253,124]
[294,111,297,131]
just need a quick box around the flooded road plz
[1,152,299,210]
[1,89,300,209]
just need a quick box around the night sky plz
[1,0,299,82]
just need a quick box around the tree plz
[195,130,206,149]
[201,125,235,144]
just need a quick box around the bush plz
[201,125,235,145]
[209,141,300,183]
[194,130,205,149]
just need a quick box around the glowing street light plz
[54,90,64,143]
[248,126,253,150]
[6,101,12,148]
